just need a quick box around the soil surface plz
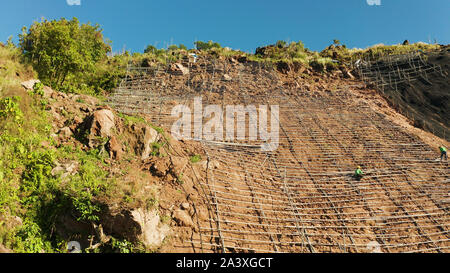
[108,54,449,253]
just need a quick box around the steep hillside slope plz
[108,55,449,253]
[355,46,450,140]
[0,45,208,253]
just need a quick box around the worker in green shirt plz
[354,166,364,180]
[440,146,447,161]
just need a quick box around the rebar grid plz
[107,58,449,253]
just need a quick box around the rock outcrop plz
[86,108,115,147]
[101,208,170,250]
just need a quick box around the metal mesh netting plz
[107,58,449,253]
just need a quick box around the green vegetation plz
[195,40,222,51]
[0,43,35,91]
[190,154,202,163]
[176,173,184,185]
[0,16,445,253]
[320,41,441,65]
[110,238,134,253]
[0,44,119,253]
[19,18,126,96]
[118,112,146,126]
[0,96,23,123]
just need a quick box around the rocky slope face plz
[355,46,450,141]
[2,46,448,253]
[107,53,449,253]
[2,80,208,252]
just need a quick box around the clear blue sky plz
[1,0,449,53]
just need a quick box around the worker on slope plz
[440,146,448,161]
[354,166,364,180]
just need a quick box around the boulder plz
[21,79,40,90]
[172,209,194,227]
[58,127,73,139]
[101,208,170,250]
[171,63,189,75]
[51,161,79,179]
[21,80,54,98]
[107,135,122,160]
[181,202,190,210]
[91,109,115,137]
[148,157,171,177]
[140,126,160,160]
[131,209,171,249]
[87,109,115,147]
[42,86,55,98]
[222,74,232,81]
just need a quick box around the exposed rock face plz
[107,135,122,160]
[171,63,189,75]
[51,161,79,180]
[21,79,40,90]
[172,209,194,227]
[86,109,115,147]
[91,109,115,138]
[276,61,291,74]
[21,79,55,98]
[131,209,171,249]
[102,208,170,250]
[140,126,159,160]
[58,127,73,139]
[147,157,171,177]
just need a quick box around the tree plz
[168,44,178,51]
[179,44,187,50]
[195,40,221,51]
[19,18,111,89]
[144,45,157,54]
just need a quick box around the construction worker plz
[440,146,448,161]
[354,166,364,180]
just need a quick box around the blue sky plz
[1,0,449,53]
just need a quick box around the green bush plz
[19,17,113,94]
[190,155,202,163]
[30,82,44,96]
[110,238,133,253]
[13,220,52,253]
[195,40,221,51]
[0,96,23,123]
[144,45,157,54]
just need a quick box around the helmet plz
[357,166,361,169]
